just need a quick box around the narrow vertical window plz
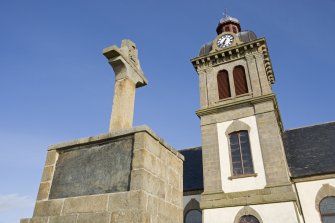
[224,26,230,32]
[232,26,237,34]
[233,65,248,95]
[229,131,254,175]
[217,70,231,99]
[320,197,335,223]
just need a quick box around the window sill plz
[216,93,252,103]
[228,173,257,180]
[217,96,232,102]
[235,92,251,98]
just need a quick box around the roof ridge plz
[178,146,202,151]
[284,121,335,132]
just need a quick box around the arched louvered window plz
[239,215,260,223]
[217,70,231,99]
[320,196,335,223]
[229,131,254,175]
[233,65,248,96]
[185,210,202,223]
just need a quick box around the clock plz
[217,34,234,48]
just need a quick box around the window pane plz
[239,131,249,142]
[239,131,248,137]
[231,146,240,156]
[239,215,260,223]
[320,197,335,223]
[230,133,239,144]
[185,210,202,223]
[239,131,254,174]
[230,132,242,175]
[241,148,251,158]
[322,216,335,223]
[320,197,335,213]
[242,159,252,167]
[232,161,242,169]
[233,167,243,175]
[242,153,251,161]
[232,155,241,164]
[243,167,254,174]
[229,131,254,175]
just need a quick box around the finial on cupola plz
[216,10,241,35]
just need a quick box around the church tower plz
[191,14,303,223]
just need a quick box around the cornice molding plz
[191,38,275,85]
[196,93,284,132]
[196,93,276,117]
[200,185,296,209]
[183,190,203,196]
[292,173,335,183]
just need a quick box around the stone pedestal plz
[21,126,184,223]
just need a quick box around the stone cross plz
[103,39,148,132]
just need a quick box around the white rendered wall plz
[204,202,300,223]
[183,194,201,208]
[217,116,266,192]
[296,178,335,223]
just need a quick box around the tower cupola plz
[216,13,241,34]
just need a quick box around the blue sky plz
[0,0,335,222]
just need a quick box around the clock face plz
[217,34,234,48]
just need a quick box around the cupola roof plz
[216,12,241,34]
[219,15,240,25]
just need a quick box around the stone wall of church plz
[203,202,301,223]
[295,177,335,223]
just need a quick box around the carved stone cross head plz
[103,39,148,132]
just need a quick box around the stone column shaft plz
[110,78,136,131]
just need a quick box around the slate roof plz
[179,147,204,192]
[283,122,335,178]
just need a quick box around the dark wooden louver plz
[217,70,231,99]
[233,66,248,96]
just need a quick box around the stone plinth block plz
[22,125,184,223]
